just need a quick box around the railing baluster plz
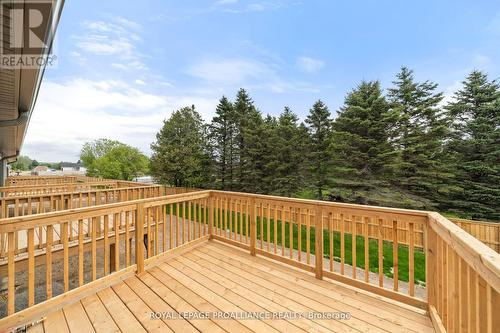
[364,216,369,283]
[155,207,160,253]
[136,203,145,273]
[341,213,345,275]
[114,213,120,271]
[176,202,180,247]
[260,203,264,250]
[78,219,84,286]
[208,198,213,239]
[409,222,415,296]
[297,207,302,262]
[378,218,383,286]
[104,215,109,275]
[315,206,323,279]
[264,203,269,252]
[352,215,357,280]
[46,225,53,298]
[273,204,278,254]
[62,221,69,292]
[329,212,333,272]
[169,203,173,250]
[91,217,97,281]
[28,228,35,306]
[239,199,243,242]
[126,211,131,266]
[393,220,398,291]
[162,204,167,251]
[306,209,310,264]
[250,198,256,256]
[8,232,15,315]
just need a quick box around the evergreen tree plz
[445,70,500,220]
[150,106,210,187]
[240,108,265,193]
[331,81,396,198]
[387,67,451,206]
[305,100,332,199]
[210,96,236,190]
[233,89,263,192]
[271,107,304,196]
[261,115,279,194]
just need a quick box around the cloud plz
[74,17,147,71]
[472,54,491,67]
[440,80,462,106]
[23,79,218,161]
[487,12,500,34]
[214,0,239,5]
[186,54,330,95]
[186,58,274,84]
[296,56,325,74]
[215,0,296,14]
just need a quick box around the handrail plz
[426,213,500,332]
[429,213,500,290]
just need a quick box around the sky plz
[22,0,500,162]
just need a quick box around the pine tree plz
[387,67,451,206]
[445,70,500,220]
[210,96,236,190]
[271,107,304,196]
[240,108,265,193]
[261,115,279,194]
[233,89,263,192]
[331,81,396,197]
[150,106,210,187]
[305,100,332,199]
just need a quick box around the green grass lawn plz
[165,204,426,284]
[254,219,425,284]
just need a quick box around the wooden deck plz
[27,240,434,333]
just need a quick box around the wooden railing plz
[0,186,202,259]
[5,176,78,186]
[0,190,210,325]
[0,182,119,197]
[0,185,165,218]
[427,213,500,332]
[209,191,428,308]
[0,189,499,333]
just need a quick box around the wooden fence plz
[450,218,500,253]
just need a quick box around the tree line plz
[150,68,499,221]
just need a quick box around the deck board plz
[198,242,434,332]
[27,240,434,333]
[63,301,95,333]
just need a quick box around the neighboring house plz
[60,160,87,173]
[32,166,49,175]
[133,176,154,184]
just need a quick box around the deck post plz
[315,205,323,279]
[427,220,437,307]
[250,197,256,256]
[208,195,214,239]
[135,203,145,274]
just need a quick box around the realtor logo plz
[0,0,57,68]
